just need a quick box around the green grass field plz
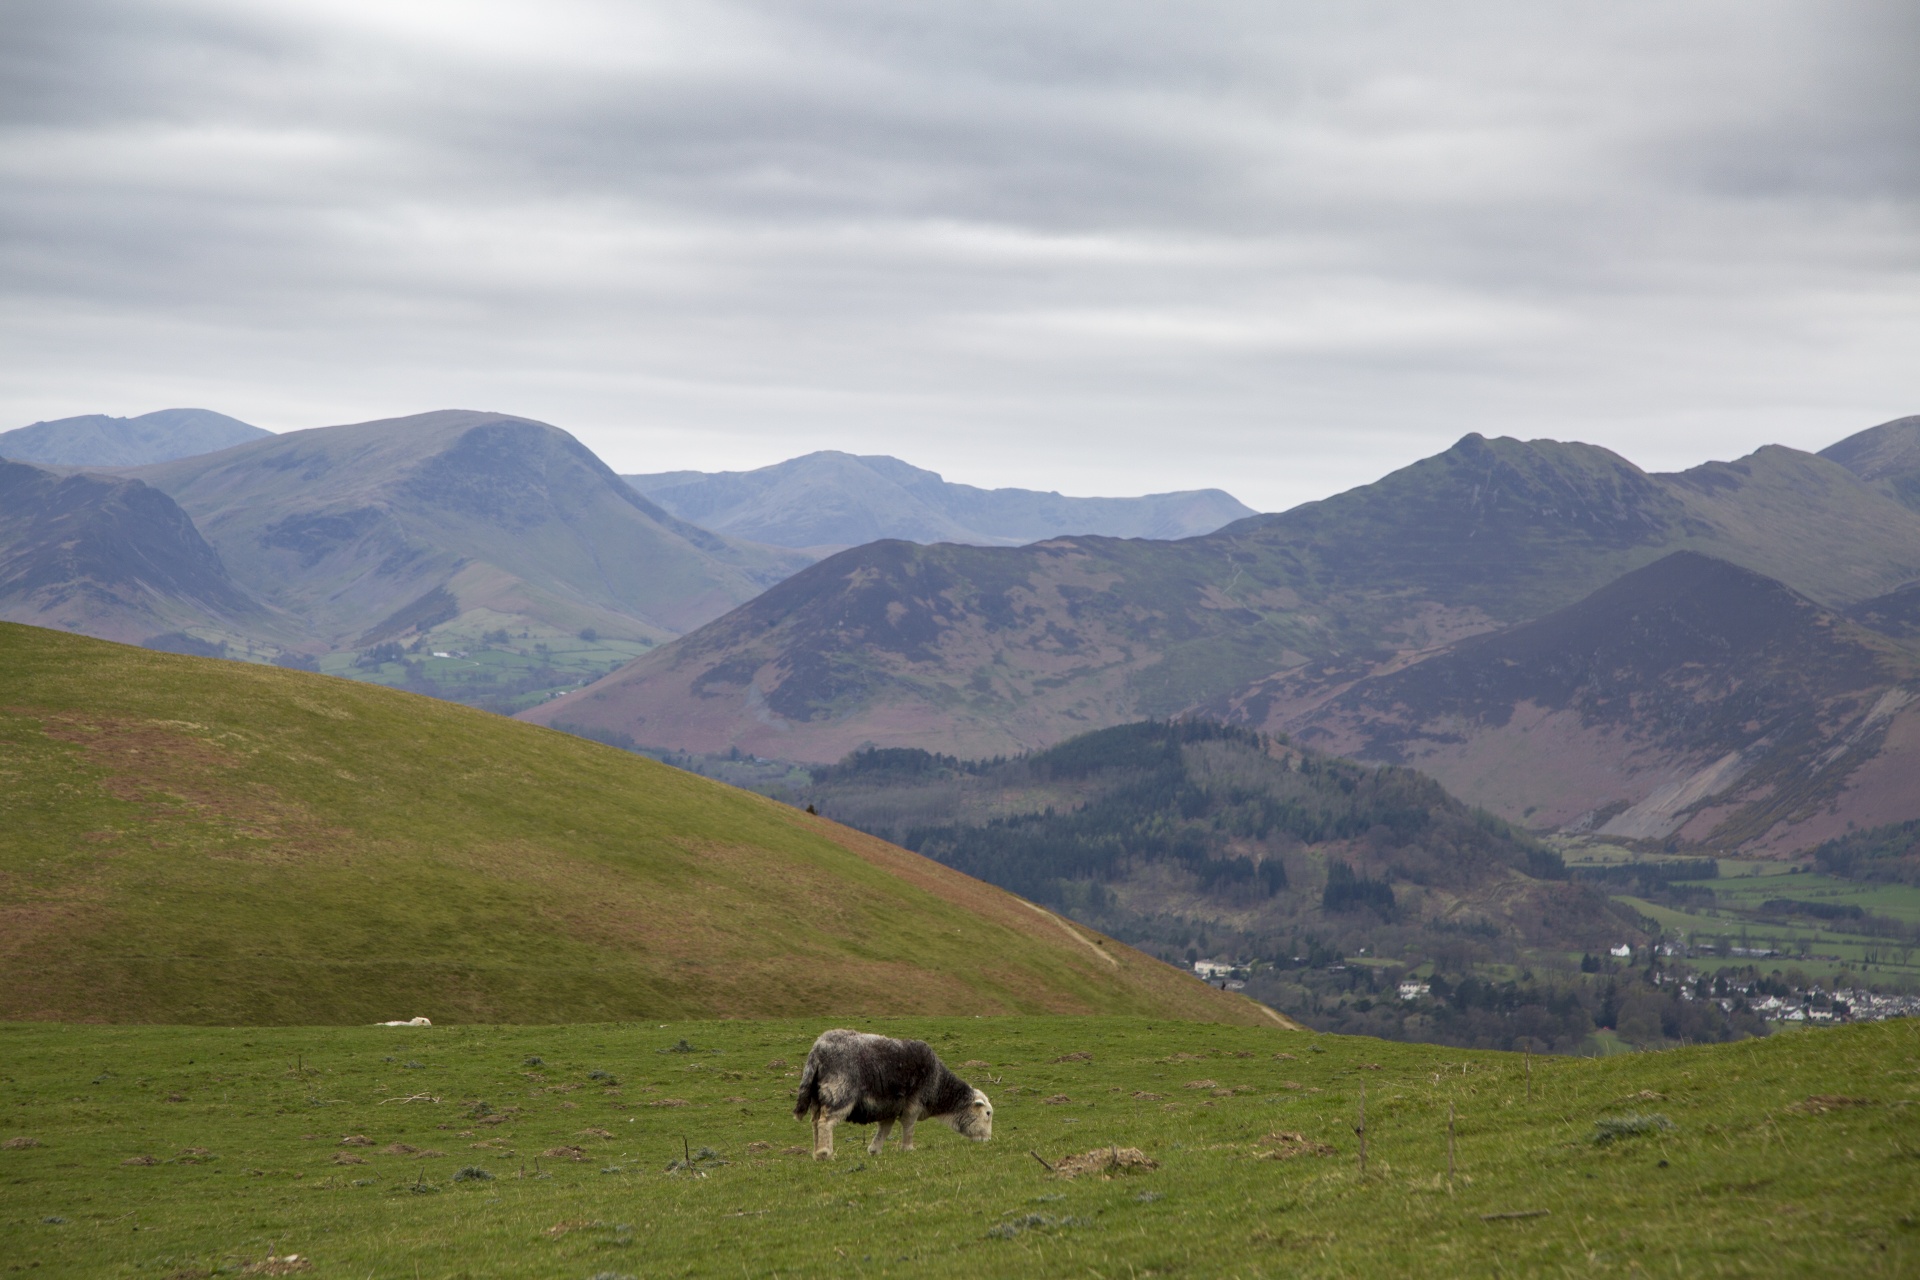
[3,1017,1916,1277]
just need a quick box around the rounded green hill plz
[0,622,1280,1027]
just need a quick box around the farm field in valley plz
[3,1017,1916,1278]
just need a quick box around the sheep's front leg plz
[868,1120,893,1155]
[899,1115,918,1151]
[812,1110,836,1161]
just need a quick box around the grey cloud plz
[1,1,1915,510]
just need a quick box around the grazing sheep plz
[793,1029,993,1160]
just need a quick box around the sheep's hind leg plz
[868,1120,893,1155]
[899,1115,918,1151]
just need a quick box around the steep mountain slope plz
[0,460,273,647]
[628,450,1254,549]
[1820,412,1920,510]
[1251,553,1920,854]
[0,621,1272,1026]
[529,428,1920,763]
[124,411,812,651]
[0,408,269,466]
[783,721,1624,973]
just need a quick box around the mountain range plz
[626,450,1255,550]
[118,409,811,653]
[529,415,1920,855]
[0,408,270,466]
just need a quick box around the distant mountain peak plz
[624,452,1256,549]
[0,408,270,467]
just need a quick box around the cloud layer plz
[2,0,1916,509]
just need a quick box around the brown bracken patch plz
[1050,1146,1158,1179]
[1256,1131,1336,1160]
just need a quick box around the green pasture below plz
[3,1017,1916,1278]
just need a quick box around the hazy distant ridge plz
[627,450,1256,549]
[0,408,270,466]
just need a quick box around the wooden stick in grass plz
[1356,1083,1367,1176]
[1447,1099,1456,1188]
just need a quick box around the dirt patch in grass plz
[540,1146,589,1161]
[1184,1079,1218,1090]
[1049,1146,1158,1179]
[338,1135,373,1146]
[543,1219,600,1238]
[238,1256,311,1275]
[1040,1094,1072,1105]
[576,1127,614,1139]
[1256,1132,1337,1160]
[3,1136,42,1149]
[1052,1051,1093,1063]
[330,1153,364,1165]
[380,1143,418,1156]
[122,1154,160,1166]
[1789,1095,1874,1114]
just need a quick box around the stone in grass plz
[1591,1114,1674,1145]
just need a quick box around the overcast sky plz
[2,1,1916,511]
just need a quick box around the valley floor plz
[2,1017,1916,1277]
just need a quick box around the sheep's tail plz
[793,1056,821,1120]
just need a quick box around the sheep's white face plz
[953,1088,993,1142]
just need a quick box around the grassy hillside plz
[2,1017,1914,1277]
[0,622,1269,1027]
